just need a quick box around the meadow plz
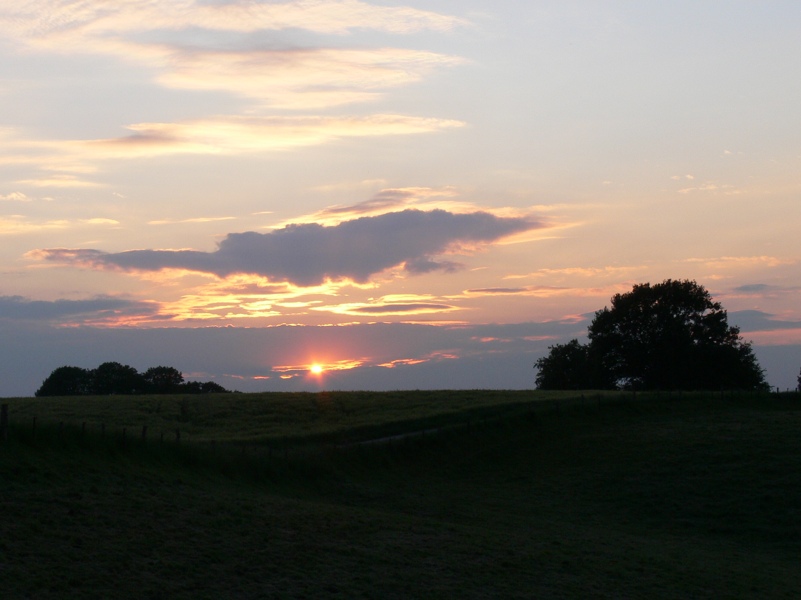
[1,389,799,598]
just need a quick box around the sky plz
[1,0,800,396]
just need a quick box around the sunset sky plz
[2,1,800,396]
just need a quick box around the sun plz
[310,364,324,375]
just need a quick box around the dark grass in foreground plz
[1,391,800,598]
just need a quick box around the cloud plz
[148,216,237,225]
[460,285,610,300]
[0,117,464,188]
[155,47,464,110]
[684,256,795,270]
[3,3,466,111]
[728,283,801,298]
[32,208,543,286]
[352,303,454,314]
[464,286,568,296]
[1,216,119,235]
[88,115,465,156]
[274,186,516,230]
[733,284,774,293]
[728,310,801,346]
[1,3,469,184]
[316,300,458,316]
[516,266,647,279]
[1,116,464,172]
[729,310,801,332]
[0,295,160,324]
[4,1,466,49]
[676,182,743,195]
[0,192,30,201]
[14,174,102,188]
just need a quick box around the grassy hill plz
[1,390,799,598]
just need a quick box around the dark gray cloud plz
[466,287,528,294]
[733,284,774,293]
[0,295,159,322]
[729,310,801,332]
[404,257,463,274]
[349,303,454,314]
[36,209,542,286]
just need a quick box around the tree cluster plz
[35,362,231,397]
[535,280,768,392]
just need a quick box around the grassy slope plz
[1,391,799,599]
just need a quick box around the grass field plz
[1,390,799,598]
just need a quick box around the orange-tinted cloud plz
[2,216,119,236]
[155,47,464,109]
[5,1,466,50]
[1,116,465,183]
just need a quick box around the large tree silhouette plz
[91,362,145,395]
[535,280,767,391]
[142,366,185,394]
[34,366,93,397]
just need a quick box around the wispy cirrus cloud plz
[84,115,465,156]
[148,216,237,226]
[14,174,103,188]
[1,216,119,235]
[31,208,544,286]
[155,47,465,110]
[0,192,31,201]
[4,0,466,48]
[3,1,465,110]
[684,256,795,269]
[1,115,464,181]
[513,266,647,279]
[1,2,468,185]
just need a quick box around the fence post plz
[1,404,8,442]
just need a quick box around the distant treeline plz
[35,362,232,397]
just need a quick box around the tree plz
[90,361,146,395]
[198,381,228,393]
[534,339,612,390]
[180,380,230,394]
[535,279,768,391]
[35,366,93,397]
[142,366,184,394]
[797,367,801,393]
[34,362,234,396]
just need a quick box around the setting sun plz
[310,364,324,375]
